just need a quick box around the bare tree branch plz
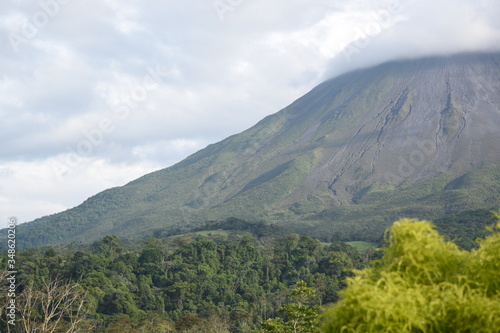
[16,275,90,333]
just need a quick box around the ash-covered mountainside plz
[12,52,500,247]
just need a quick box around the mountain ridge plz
[10,51,500,247]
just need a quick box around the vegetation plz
[302,165,500,242]
[432,209,496,250]
[7,163,500,248]
[262,281,320,333]
[0,221,367,332]
[1,213,499,332]
[321,214,500,332]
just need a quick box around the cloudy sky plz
[1,0,499,224]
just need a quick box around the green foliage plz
[432,209,496,250]
[304,165,500,242]
[321,214,500,332]
[262,281,320,333]
[0,227,364,332]
[195,217,288,238]
[106,312,174,332]
[345,241,378,254]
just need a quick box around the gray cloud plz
[324,0,500,78]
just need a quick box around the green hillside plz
[295,164,500,242]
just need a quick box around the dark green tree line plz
[1,226,365,332]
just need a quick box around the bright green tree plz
[262,281,320,333]
[322,214,500,332]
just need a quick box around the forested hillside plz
[2,213,498,332]
[0,222,368,332]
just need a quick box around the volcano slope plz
[13,52,500,247]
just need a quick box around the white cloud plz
[0,158,162,223]
[324,0,500,78]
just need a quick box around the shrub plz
[322,213,500,332]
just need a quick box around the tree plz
[322,215,500,332]
[94,235,122,260]
[17,275,91,333]
[174,315,204,332]
[262,281,320,333]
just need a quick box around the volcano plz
[14,52,500,247]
